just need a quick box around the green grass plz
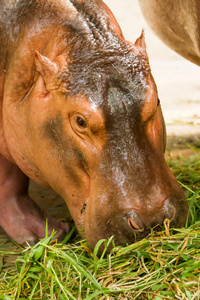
[0,154,200,300]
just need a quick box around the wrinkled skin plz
[139,0,200,66]
[0,0,188,250]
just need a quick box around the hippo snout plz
[127,199,177,234]
[113,199,182,242]
[123,197,187,242]
[85,193,188,251]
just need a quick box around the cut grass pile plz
[0,154,200,300]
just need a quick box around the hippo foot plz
[0,193,69,245]
[0,154,69,245]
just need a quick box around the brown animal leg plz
[0,153,69,245]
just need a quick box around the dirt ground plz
[0,0,200,247]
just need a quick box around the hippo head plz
[15,1,188,250]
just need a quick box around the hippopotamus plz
[138,0,200,66]
[0,0,188,250]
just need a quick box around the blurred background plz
[104,0,200,136]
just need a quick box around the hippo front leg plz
[0,154,69,245]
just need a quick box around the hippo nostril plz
[128,218,140,231]
[128,218,144,232]
[163,199,176,222]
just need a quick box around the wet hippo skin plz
[0,0,188,250]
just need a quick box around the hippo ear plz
[134,30,147,54]
[35,51,59,91]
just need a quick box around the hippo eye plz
[76,116,87,128]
